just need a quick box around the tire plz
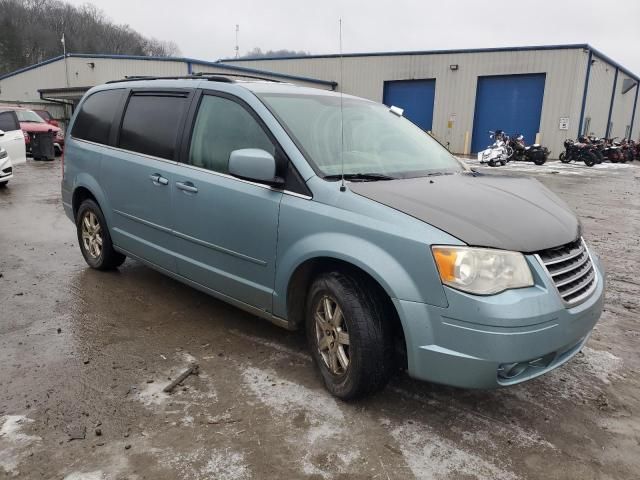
[0,181,7,188]
[533,158,546,165]
[305,271,394,400]
[76,199,126,270]
[583,152,597,167]
[559,152,570,163]
[488,160,498,167]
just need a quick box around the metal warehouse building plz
[1,44,638,158]
[0,53,335,120]
[226,44,640,157]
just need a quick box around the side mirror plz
[0,130,5,137]
[228,149,284,188]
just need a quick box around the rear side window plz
[71,89,124,144]
[188,95,275,173]
[0,111,20,132]
[118,93,188,160]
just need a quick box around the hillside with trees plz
[0,0,179,76]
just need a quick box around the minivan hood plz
[349,173,579,253]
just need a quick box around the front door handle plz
[150,174,169,185]
[176,181,198,194]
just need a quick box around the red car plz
[33,109,60,128]
[6,107,65,156]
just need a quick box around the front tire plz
[0,181,8,188]
[559,152,570,163]
[76,199,126,270]
[306,271,394,400]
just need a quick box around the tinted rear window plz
[71,89,124,144]
[0,111,20,132]
[118,94,188,160]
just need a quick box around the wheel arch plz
[70,174,111,224]
[283,255,408,368]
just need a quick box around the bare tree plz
[0,0,182,75]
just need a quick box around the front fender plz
[273,231,449,319]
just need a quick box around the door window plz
[119,93,189,160]
[188,95,275,174]
[71,89,124,144]
[0,111,20,132]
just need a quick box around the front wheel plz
[0,181,8,188]
[76,199,126,270]
[559,152,570,163]
[306,271,394,400]
[583,152,597,167]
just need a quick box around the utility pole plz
[235,25,239,59]
[61,32,70,88]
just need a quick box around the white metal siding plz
[191,63,333,90]
[609,72,637,139]
[582,56,616,138]
[0,57,189,104]
[231,49,587,156]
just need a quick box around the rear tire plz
[76,199,126,270]
[533,157,546,165]
[306,271,394,400]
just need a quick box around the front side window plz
[0,111,20,132]
[257,92,464,179]
[118,93,188,160]
[188,95,275,174]
[71,89,124,144]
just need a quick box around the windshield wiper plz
[324,173,396,182]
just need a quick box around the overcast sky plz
[64,0,640,74]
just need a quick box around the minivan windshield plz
[15,110,46,123]
[258,92,464,179]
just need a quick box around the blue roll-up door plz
[383,79,436,131]
[471,74,546,153]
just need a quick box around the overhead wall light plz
[449,64,459,71]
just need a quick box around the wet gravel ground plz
[1,158,639,480]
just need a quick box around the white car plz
[0,108,27,165]
[0,147,12,187]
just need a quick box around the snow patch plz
[241,366,343,420]
[63,472,105,480]
[581,346,623,384]
[0,415,40,475]
[158,447,251,480]
[389,421,518,480]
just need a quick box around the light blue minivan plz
[62,76,604,399]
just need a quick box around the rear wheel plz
[76,199,126,270]
[306,271,394,399]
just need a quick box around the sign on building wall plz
[559,117,570,130]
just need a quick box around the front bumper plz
[396,252,605,389]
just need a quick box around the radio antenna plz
[339,18,346,192]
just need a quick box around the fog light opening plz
[498,362,528,380]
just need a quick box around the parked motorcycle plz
[508,134,550,165]
[477,130,512,167]
[560,139,599,167]
[619,138,636,162]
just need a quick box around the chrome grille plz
[536,238,596,306]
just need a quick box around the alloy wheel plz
[81,210,103,259]
[314,295,350,375]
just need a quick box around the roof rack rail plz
[105,72,282,84]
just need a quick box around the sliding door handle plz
[176,181,198,193]
[150,174,169,185]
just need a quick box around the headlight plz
[0,148,7,159]
[432,246,533,295]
